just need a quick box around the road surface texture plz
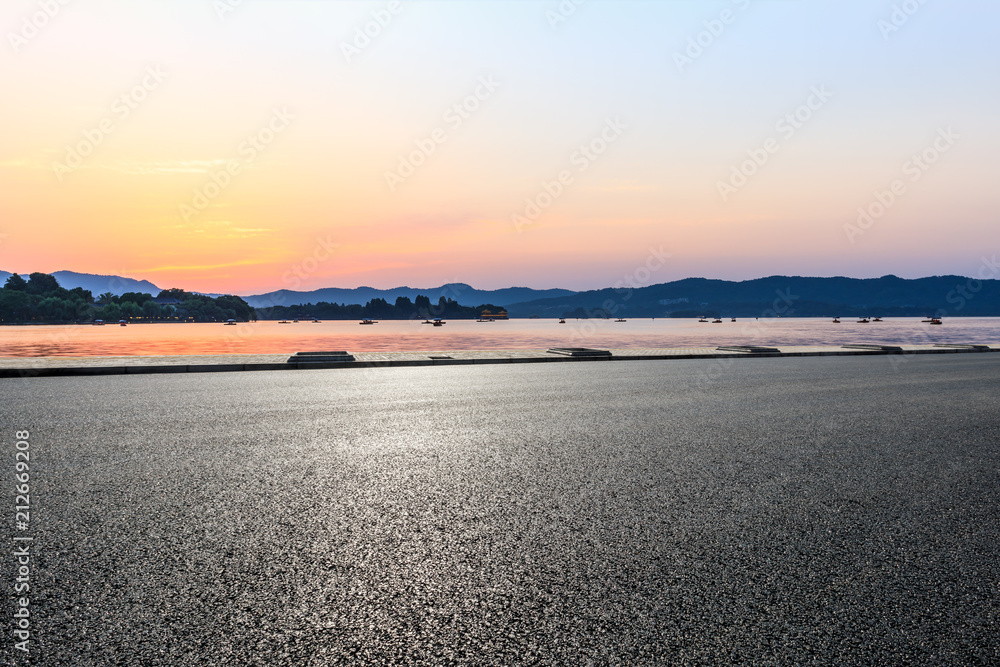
[2,354,999,665]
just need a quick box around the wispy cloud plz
[96,160,231,176]
[134,258,276,274]
[165,220,274,238]
[584,180,660,194]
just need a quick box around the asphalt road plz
[2,354,999,665]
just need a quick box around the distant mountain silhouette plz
[0,270,162,297]
[241,283,577,309]
[3,271,997,316]
[0,272,574,305]
[53,271,163,296]
[505,275,1000,318]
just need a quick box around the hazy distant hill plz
[0,270,162,296]
[242,283,577,309]
[0,272,573,305]
[5,271,997,317]
[53,271,162,296]
[506,275,1000,318]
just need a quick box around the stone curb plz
[1,345,996,379]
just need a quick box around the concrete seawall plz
[1,343,997,378]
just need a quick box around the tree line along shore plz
[254,296,506,321]
[0,272,507,324]
[0,273,254,324]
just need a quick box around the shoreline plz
[1,314,998,326]
[1,343,997,378]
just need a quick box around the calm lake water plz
[1,318,997,357]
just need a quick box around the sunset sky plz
[2,0,998,294]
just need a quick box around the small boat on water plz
[698,317,708,322]
[432,319,445,326]
[93,320,105,326]
[311,319,321,323]
[224,319,237,326]
[292,319,299,323]
[119,320,128,326]
[929,318,943,325]
[731,318,736,322]
[615,318,626,322]
[278,320,291,324]
[359,319,376,325]
[872,317,883,322]
[712,318,723,323]
[857,317,870,323]
[832,317,841,323]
